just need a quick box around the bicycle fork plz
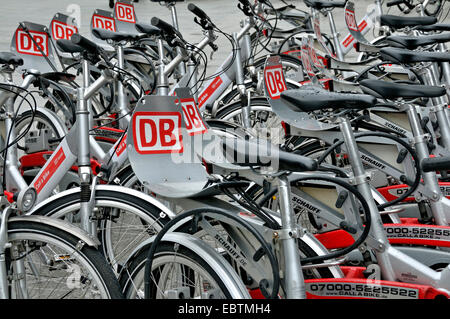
[275,174,306,299]
[0,207,29,299]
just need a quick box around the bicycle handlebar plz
[238,0,252,7]
[386,0,415,9]
[188,3,210,22]
[151,17,180,38]
[71,33,100,56]
[421,157,450,173]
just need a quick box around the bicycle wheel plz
[120,241,243,299]
[7,218,123,299]
[15,109,66,153]
[119,233,341,299]
[215,98,286,145]
[30,187,171,273]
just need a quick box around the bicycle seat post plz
[405,101,450,224]
[325,9,345,61]
[338,115,392,261]
[167,1,186,77]
[418,67,450,150]
[437,43,450,85]
[157,38,170,96]
[115,42,132,127]
[232,31,252,129]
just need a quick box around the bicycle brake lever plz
[193,17,213,31]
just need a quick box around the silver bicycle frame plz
[339,115,450,292]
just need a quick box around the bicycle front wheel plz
[7,218,123,299]
[120,242,241,299]
[30,187,171,273]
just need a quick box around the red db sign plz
[133,112,183,154]
[115,2,136,23]
[264,65,287,100]
[345,9,358,32]
[179,99,207,136]
[92,15,116,31]
[16,29,49,56]
[51,20,78,40]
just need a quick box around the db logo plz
[51,20,78,41]
[133,112,183,154]
[92,15,116,31]
[115,2,136,23]
[16,29,49,57]
[264,65,287,100]
[313,19,324,43]
[178,99,207,136]
[345,10,358,31]
[308,46,322,68]
[301,49,315,77]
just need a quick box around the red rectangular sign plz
[132,112,183,154]
[92,14,116,31]
[115,2,136,23]
[179,99,208,136]
[51,20,78,40]
[264,65,287,100]
[16,29,49,57]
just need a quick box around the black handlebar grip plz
[238,0,251,7]
[70,33,99,55]
[387,0,406,7]
[421,157,450,173]
[151,17,177,36]
[188,3,210,21]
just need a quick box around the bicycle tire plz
[29,188,171,273]
[120,242,239,299]
[7,218,123,299]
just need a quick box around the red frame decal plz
[132,112,183,155]
[115,134,127,156]
[264,64,287,100]
[198,76,223,108]
[33,147,66,194]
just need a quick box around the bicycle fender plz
[9,215,100,247]
[26,185,176,220]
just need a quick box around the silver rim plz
[8,229,111,299]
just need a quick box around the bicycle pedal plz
[53,254,74,262]
[379,207,405,215]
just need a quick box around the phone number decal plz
[306,282,419,299]
[384,225,450,241]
